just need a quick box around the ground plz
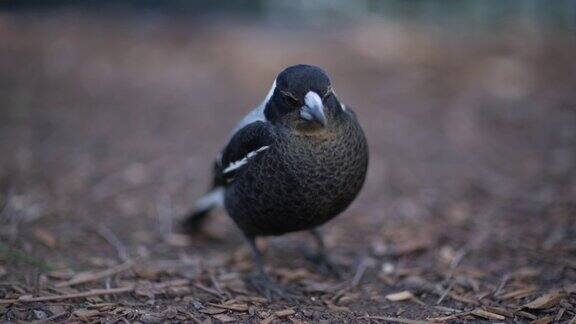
[0,12,575,323]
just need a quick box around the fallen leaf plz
[385,291,414,302]
[471,309,505,320]
[523,292,565,309]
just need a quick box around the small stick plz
[97,224,129,262]
[493,273,510,297]
[436,281,454,305]
[55,260,134,288]
[359,315,432,324]
[194,283,224,299]
[350,258,371,287]
[0,279,189,304]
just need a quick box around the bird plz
[182,64,368,298]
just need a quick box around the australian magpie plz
[182,64,368,298]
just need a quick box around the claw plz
[247,274,298,301]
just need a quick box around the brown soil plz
[0,12,575,323]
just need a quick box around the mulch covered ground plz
[0,12,575,323]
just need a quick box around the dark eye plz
[282,92,300,107]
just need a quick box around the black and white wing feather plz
[182,82,275,231]
[216,121,273,184]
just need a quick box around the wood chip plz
[530,315,555,324]
[386,291,414,302]
[499,287,538,300]
[471,309,505,320]
[73,309,100,319]
[388,240,431,256]
[428,311,471,322]
[483,306,514,318]
[448,292,479,305]
[212,314,236,322]
[522,292,565,309]
[260,314,276,324]
[207,303,249,312]
[33,228,57,248]
[200,307,226,315]
[516,311,538,320]
[361,315,432,324]
[555,308,566,321]
[275,309,296,317]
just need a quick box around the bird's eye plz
[282,92,300,107]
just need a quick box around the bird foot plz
[303,250,344,279]
[246,274,298,301]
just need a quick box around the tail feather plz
[181,187,224,233]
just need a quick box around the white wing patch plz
[194,187,224,211]
[223,146,270,174]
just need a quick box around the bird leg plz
[245,235,295,301]
[306,228,343,278]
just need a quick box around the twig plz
[493,273,510,297]
[350,258,372,287]
[427,311,472,322]
[436,281,454,305]
[0,279,189,304]
[359,315,432,324]
[55,260,134,288]
[209,272,229,299]
[97,224,129,262]
[194,283,224,299]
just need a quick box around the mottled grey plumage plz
[182,64,368,298]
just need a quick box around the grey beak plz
[300,91,327,127]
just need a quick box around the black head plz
[263,65,344,130]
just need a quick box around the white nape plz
[223,146,270,174]
[229,80,276,137]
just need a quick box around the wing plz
[214,121,274,186]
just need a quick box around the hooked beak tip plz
[301,91,327,127]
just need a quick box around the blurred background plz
[0,1,575,321]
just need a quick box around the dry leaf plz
[523,292,565,309]
[385,291,414,302]
[471,309,505,320]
